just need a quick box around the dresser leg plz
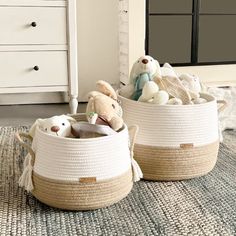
[69,95,78,114]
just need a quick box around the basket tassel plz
[19,153,34,192]
[131,151,143,182]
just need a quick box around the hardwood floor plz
[0,103,86,126]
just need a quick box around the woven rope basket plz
[16,114,141,210]
[118,92,226,181]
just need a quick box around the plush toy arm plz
[109,116,124,131]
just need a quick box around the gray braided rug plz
[0,127,236,236]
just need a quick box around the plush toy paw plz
[138,81,159,102]
[167,98,183,105]
[109,116,124,131]
[119,84,135,99]
[152,90,169,105]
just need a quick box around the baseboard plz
[0,92,69,105]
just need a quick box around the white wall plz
[77,0,119,101]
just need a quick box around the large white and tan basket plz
[118,92,226,181]
[16,114,142,210]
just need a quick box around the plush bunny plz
[86,80,124,131]
[130,55,161,84]
[29,115,76,138]
[119,55,161,100]
[179,73,201,97]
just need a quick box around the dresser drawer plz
[0,51,68,88]
[0,7,67,45]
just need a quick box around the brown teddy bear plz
[86,80,124,131]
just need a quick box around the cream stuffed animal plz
[29,115,76,138]
[86,80,124,131]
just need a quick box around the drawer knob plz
[31,22,37,27]
[33,66,39,71]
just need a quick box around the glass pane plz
[200,0,236,14]
[149,16,192,64]
[149,0,192,14]
[198,16,236,62]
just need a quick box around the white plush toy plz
[130,55,161,84]
[179,73,202,95]
[138,81,169,105]
[119,55,161,99]
[29,115,76,138]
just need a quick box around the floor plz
[0,103,86,126]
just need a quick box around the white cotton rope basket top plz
[32,125,132,182]
[118,93,219,147]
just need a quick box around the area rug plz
[0,127,236,236]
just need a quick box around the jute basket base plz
[32,169,133,210]
[134,141,219,181]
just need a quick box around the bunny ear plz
[96,80,117,100]
[88,91,101,99]
[29,118,44,138]
[129,60,139,84]
[154,60,162,77]
[61,115,76,123]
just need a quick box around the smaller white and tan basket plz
[16,114,142,210]
[118,92,227,181]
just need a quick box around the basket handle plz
[15,132,35,166]
[128,125,143,182]
[128,125,139,153]
[217,100,227,113]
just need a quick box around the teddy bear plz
[86,80,124,131]
[29,115,76,138]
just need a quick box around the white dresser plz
[0,0,78,114]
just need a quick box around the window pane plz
[200,0,236,14]
[198,16,236,63]
[149,0,192,14]
[149,16,192,64]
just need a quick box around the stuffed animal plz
[130,55,161,84]
[86,80,124,131]
[138,81,169,105]
[29,115,76,138]
[126,55,162,101]
[179,73,201,98]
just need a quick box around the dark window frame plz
[145,0,236,66]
